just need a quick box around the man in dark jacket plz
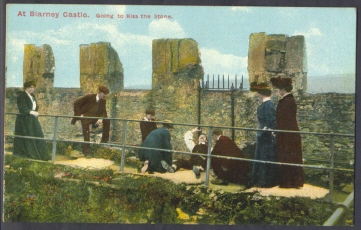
[138,120,174,174]
[71,86,110,156]
[140,109,157,143]
[211,129,249,185]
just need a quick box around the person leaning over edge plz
[210,129,249,186]
[170,127,208,179]
[71,85,110,157]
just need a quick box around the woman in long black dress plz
[13,81,50,161]
[250,82,277,187]
[270,76,304,188]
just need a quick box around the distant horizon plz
[6,73,355,94]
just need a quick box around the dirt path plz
[54,155,330,199]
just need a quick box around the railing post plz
[120,120,127,172]
[198,81,201,133]
[231,89,235,141]
[235,74,237,90]
[328,134,335,202]
[205,127,214,186]
[51,116,59,163]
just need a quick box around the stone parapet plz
[23,44,55,93]
[79,42,123,94]
[248,33,307,93]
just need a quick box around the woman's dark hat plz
[98,85,110,94]
[270,76,292,88]
[250,82,271,92]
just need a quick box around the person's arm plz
[261,102,276,136]
[17,93,32,115]
[73,95,88,117]
[184,130,195,151]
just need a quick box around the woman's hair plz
[277,84,293,92]
[270,76,293,92]
[23,80,36,89]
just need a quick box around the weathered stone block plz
[152,38,201,75]
[23,44,55,93]
[265,34,287,53]
[285,36,307,73]
[248,33,307,93]
[179,39,201,70]
[248,32,266,76]
[265,53,284,72]
[79,42,123,94]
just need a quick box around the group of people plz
[13,75,304,188]
[138,110,249,185]
[13,83,111,160]
[250,76,304,188]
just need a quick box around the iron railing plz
[4,112,354,204]
[323,191,354,226]
[201,74,245,90]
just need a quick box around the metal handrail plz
[4,112,354,137]
[323,191,354,226]
[4,112,355,203]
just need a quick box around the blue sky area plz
[5,4,357,91]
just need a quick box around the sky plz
[5,4,357,91]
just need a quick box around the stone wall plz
[4,38,354,166]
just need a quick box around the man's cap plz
[161,120,174,129]
[145,109,155,115]
[98,85,110,94]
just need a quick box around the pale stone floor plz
[53,155,330,200]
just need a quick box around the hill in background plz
[306,74,355,94]
[125,74,356,94]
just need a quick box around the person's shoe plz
[161,160,175,173]
[193,166,201,179]
[141,160,149,174]
[211,178,229,185]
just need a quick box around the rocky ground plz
[54,154,330,199]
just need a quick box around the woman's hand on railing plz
[30,111,39,117]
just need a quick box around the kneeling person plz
[138,120,174,174]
